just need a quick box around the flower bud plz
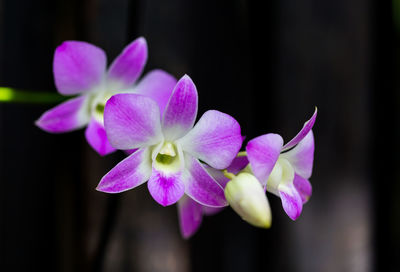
[224,173,272,228]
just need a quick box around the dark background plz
[0,0,398,271]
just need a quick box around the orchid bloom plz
[246,109,317,220]
[96,75,243,208]
[177,157,248,238]
[36,37,176,155]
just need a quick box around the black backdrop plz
[0,0,398,271]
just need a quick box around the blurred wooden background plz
[0,0,397,271]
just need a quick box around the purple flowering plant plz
[0,36,317,239]
[96,75,243,208]
[178,111,316,237]
[35,37,176,155]
[245,109,316,220]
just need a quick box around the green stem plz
[0,87,67,104]
[237,151,247,157]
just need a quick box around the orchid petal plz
[104,93,163,150]
[107,37,147,89]
[281,131,314,179]
[227,156,249,174]
[177,195,203,239]
[162,75,198,141]
[282,108,317,151]
[183,155,227,207]
[278,183,303,220]
[35,95,90,133]
[124,149,138,155]
[53,41,106,95]
[178,110,242,169]
[135,69,177,115]
[147,167,185,207]
[246,134,283,186]
[85,119,116,156]
[293,174,312,203]
[97,148,152,193]
[202,206,224,216]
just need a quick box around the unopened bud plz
[224,173,272,228]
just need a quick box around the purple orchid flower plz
[96,75,243,208]
[36,37,176,155]
[246,108,317,220]
[177,156,249,238]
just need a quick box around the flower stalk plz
[222,169,236,180]
[0,87,66,104]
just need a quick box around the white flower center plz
[90,90,114,124]
[159,142,176,157]
[154,142,182,173]
[267,157,294,195]
[88,81,136,124]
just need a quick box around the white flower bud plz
[224,173,272,228]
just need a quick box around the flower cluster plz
[36,37,317,238]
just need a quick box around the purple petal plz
[147,168,185,206]
[35,95,90,133]
[177,195,203,238]
[227,156,249,174]
[135,69,177,115]
[183,155,227,207]
[53,41,106,95]
[282,107,317,151]
[246,134,283,186]
[124,149,138,155]
[97,148,152,193]
[281,131,314,179]
[278,184,303,220]
[293,174,312,203]
[202,206,224,216]
[85,119,116,156]
[104,93,163,150]
[107,37,148,88]
[162,75,198,141]
[178,110,242,169]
